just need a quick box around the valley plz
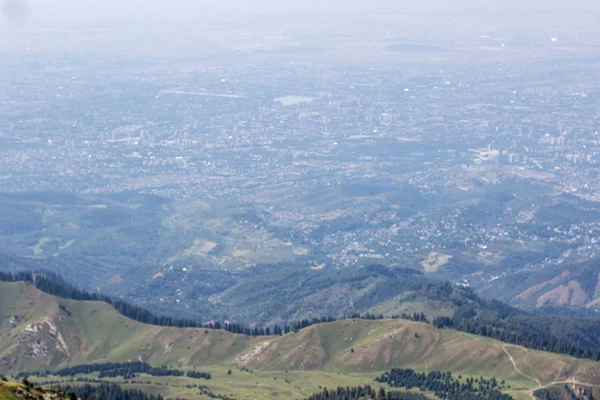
[3,188,600,326]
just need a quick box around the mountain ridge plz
[3,281,600,399]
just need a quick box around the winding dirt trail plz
[536,377,600,390]
[502,345,540,399]
[503,345,541,387]
[503,344,600,399]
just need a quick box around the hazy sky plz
[2,0,599,59]
[25,0,600,10]
[8,0,600,21]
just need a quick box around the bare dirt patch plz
[421,252,452,272]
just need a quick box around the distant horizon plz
[3,0,600,24]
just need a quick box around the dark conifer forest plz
[375,369,513,400]
[57,383,164,400]
[305,385,429,400]
[17,362,211,381]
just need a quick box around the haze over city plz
[3,0,600,399]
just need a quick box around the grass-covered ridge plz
[5,270,600,364]
[2,281,600,399]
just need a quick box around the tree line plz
[305,385,429,400]
[432,316,600,361]
[375,369,513,400]
[0,271,424,337]
[56,383,164,400]
[17,362,211,381]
